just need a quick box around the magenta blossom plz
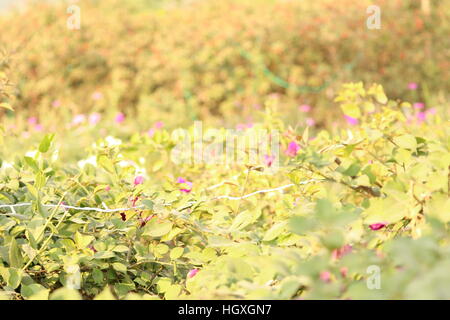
[147,128,155,137]
[408,82,418,90]
[72,114,86,125]
[115,112,125,124]
[134,175,144,186]
[344,115,359,126]
[320,271,331,283]
[416,111,426,123]
[52,100,62,108]
[33,124,44,132]
[299,104,312,112]
[369,222,387,231]
[177,177,193,193]
[306,117,316,127]
[285,141,300,157]
[154,121,164,129]
[89,113,101,125]
[413,102,425,110]
[91,91,103,100]
[187,269,199,278]
[28,117,38,125]
[264,154,276,167]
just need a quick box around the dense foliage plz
[0,0,449,300]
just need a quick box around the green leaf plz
[9,238,24,268]
[38,133,55,153]
[393,134,417,150]
[142,220,173,238]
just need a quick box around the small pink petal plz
[264,154,275,167]
[299,104,311,112]
[134,175,144,186]
[177,177,192,193]
[344,115,359,126]
[416,111,426,123]
[320,271,331,283]
[413,102,425,110]
[28,117,38,125]
[305,117,316,127]
[91,91,103,100]
[285,141,300,157]
[187,269,199,278]
[33,124,43,132]
[72,114,86,125]
[115,112,125,124]
[154,121,164,129]
[89,113,101,125]
[407,83,418,90]
[369,223,387,231]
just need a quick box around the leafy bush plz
[0,83,449,299]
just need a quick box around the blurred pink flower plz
[306,117,316,127]
[408,82,418,90]
[413,102,425,110]
[89,113,101,125]
[332,244,352,260]
[426,107,437,115]
[416,111,426,123]
[33,124,43,132]
[187,269,199,278]
[264,154,276,167]
[236,123,253,131]
[115,112,125,124]
[344,115,359,125]
[134,175,144,186]
[154,121,164,129]
[177,177,192,193]
[72,114,86,125]
[320,271,331,283]
[369,222,387,231]
[52,100,62,108]
[147,128,155,137]
[28,117,38,125]
[299,104,312,112]
[105,185,111,191]
[91,91,103,100]
[285,141,300,157]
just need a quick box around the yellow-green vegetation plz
[0,0,449,300]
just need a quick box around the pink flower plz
[105,185,111,191]
[413,102,425,110]
[340,267,348,278]
[154,121,164,129]
[426,107,437,115]
[416,111,426,123]
[299,104,311,112]
[115,112,125,124]
[320,271,331,283]
[52,100,62,108]
[89,113,101,125]
[134,175,144,186]
[369,222,387,231]
[33,124,43,132]
[177,177,192,193]
[344,115,359,126]
[264,154,276,167]
[408,82,418,90]
[305,117,316,127]
[91,91,103,100]
[147,128,155,137]
[332,244,352,260]
[72,114,86,125]
[236,123,253,131]
[28,117,38,125]
[285,141,300,157]
[187,269,199,278]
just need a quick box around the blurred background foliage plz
[0,0,448,130]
